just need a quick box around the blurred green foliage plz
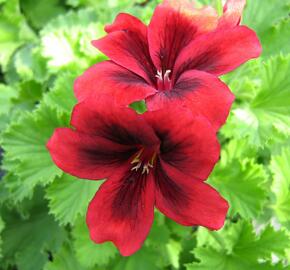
[0,0,290,269]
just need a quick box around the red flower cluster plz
[47,0,261,256]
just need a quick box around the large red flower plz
[74,0,261,131]
[47,96,228,256]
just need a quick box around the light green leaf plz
[46,174,102,225]
[243,0,290,57]
[72,218,117,267]
[40,8,106,74]
[271,147,290,225]
[222,55,290,147]
[1,104,69,201]
[43,72,77,114]
[0,84,18,117]
[11,45,48,83]
[166,240,182,269]
[0,0,35,70]
[190,221,290,270]
[209,158,267,218]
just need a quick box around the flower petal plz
[71,95,159,147]
[74,61,156,104]
[146,70,235,131]
[87,168,155,256]
[218,0,246,29]
[173,26,262,78]
[144,107,220,181]
[155,160,228,229]
[92,13,156,85]
[47,128,137,180]
[148,0,218,72]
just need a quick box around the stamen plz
[164,70,171,79]
[155,70,163,80]
[155,69,172,91]
[131,162,142,171]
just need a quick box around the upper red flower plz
[47,95,228,256]
[74,0,261,131]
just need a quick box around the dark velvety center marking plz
[156,131,189,169]
[165,77,202,98]
[175,48,220,80]
[156,11,198,75]
[154,158,188,209]
[110,67,148,85]
[118,30,156,85]
[81,146,137,166]
[102,123,145,146]
[111,169,148,222]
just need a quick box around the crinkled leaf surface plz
[46,174,102,225]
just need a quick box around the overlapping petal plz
[71,95,159,147]
[155,160,228,229]
[144,107,220,181]
[47,128,136,180]
[146,70,235,131]
[74,61,156,104]
[92,13,156,85]
[87,168,155,256]
[148,0,218,72]
[173,26,262,78]
[218,0,246,29]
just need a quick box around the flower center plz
[155,69,172,91]
[130,148,157,175]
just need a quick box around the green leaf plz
[189,221,290,270]
[21,0,65,29]
[243,0,290,57]
[0,0,35,70]
[209,158,267,218]
[46,174,102,225]
[9,45,48,83]
[72,218,117,267]
[0,216,4,259]
[44,242,90,270]
[43,72,77,114]
[271,147,290,225]
[166,239,182,269]
[222,55,290,147]
[113,246,160,270]
[1,104,69,201]
[0,84,18,117]
[40,8,106,74]
[1,191,66,270]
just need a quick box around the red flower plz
[47,96,228,256]
[74,0,261,131]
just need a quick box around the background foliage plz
[0,0,290,269]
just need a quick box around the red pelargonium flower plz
[47,96,228,256]
[74,0,261,131]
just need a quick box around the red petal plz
[148,0,218,72]
[92,14,156,85]
[71,95,159,147]
[173,26,262,78]
[218,0,246,29]
[155,160,228,229]
[144,107,220,181]
[86,169,155,256]
[146,70,235,131]
[74,61,156,104]
[47,128,136,180]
